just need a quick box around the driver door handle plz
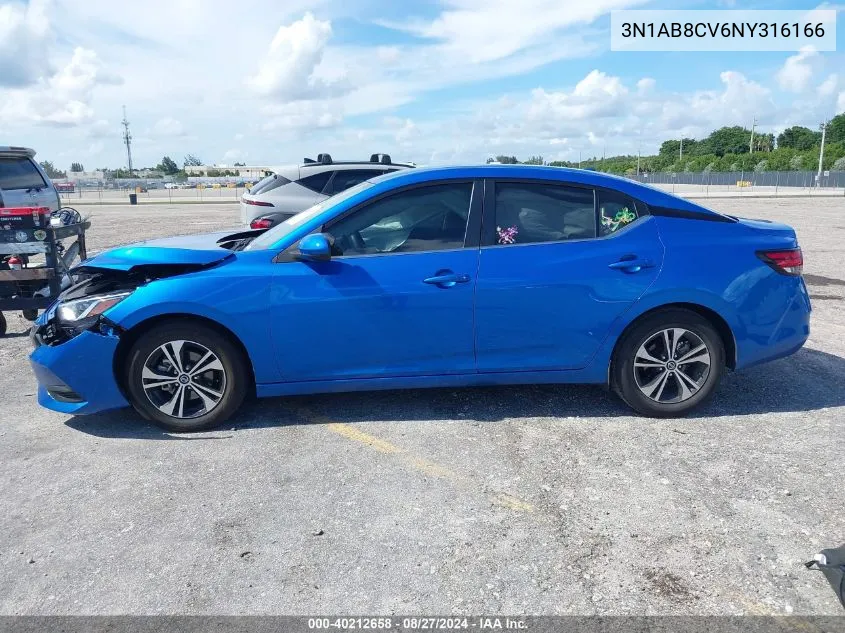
[423,271,471,288]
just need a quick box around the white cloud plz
[0,47,120,127]
[0,0,52,87]
[260,101,342,133]
[379,0,640,64]
[152,117,187,137]
[776,47,818,93]
[527,70,629,126]
[818,74,838,96]
[383,117,419,145]
[222,148,246,162]
[246,12,345,101]
[87,119,113,138]
[376,46,401,64]
[636,77,656,94]
[837,91,845,112]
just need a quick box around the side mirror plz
[297,233,332,262]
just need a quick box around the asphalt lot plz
[0,198,843,615]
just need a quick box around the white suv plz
[240,153,413,225]
[0,147,61,214]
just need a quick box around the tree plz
[777,126,821,151]
[233,162,246,167]
[753,132,775,153]
[659,140,681,157]
[157,156,180,175]
[705,126,753,156]
[184,154,203,167]
[826,113,845,144]
[70,162,84,172]
[523,155,544,165]
[39,161,66,179]
[488,155,519,164]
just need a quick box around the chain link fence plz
[627,170,845,196]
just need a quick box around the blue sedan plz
[30,166,810,431]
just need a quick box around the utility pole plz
[578,150,581,168]
[637,148,641,177]
[817,121,827,187]
[121,106,133,176]
[750,117,757,154]
[679,138,683,160]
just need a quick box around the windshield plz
[245,181,375,251]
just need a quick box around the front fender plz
[105,270,280,383]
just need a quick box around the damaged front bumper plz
[30,326,129,415]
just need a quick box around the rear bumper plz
[30,329,129,415]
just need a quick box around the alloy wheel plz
[633,328,712,404]
[141,340,227,419]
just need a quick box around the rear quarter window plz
[598,190,641,237]
[298,170,334,193]
[0,157,47,190]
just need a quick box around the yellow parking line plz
[492,492,535,513]
[303,410,534,513]
[408,456,457,480]
[326,422,401,454]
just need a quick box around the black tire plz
[611,308,725,418]
[0,312,6,337]
[125,322,248,432]
[22,309,38,322]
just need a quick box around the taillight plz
[757,248,803,276]
[250,217,273,229]
[243,198,273,207]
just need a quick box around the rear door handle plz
[608,257,655,273]
[423,271,471,287]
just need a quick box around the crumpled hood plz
[77,231,237,272]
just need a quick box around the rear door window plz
[326,170,384,195]
[492,182,596,245]
[0,157,46,190]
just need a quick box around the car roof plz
[0,146,36,158]
[367,164,721,215]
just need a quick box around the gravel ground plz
[0,199,842,615]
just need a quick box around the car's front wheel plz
[612,308,725,417]
[125,322,248,432]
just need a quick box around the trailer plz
[0,207,89,336]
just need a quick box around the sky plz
[0,0,844,170]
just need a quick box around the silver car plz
[239,153,413,225]
[0,147,61,215]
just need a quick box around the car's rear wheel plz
[125,322,248,432]
[612,308,725,417]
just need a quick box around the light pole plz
[750,117,757,154]
[817,121,827,187]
